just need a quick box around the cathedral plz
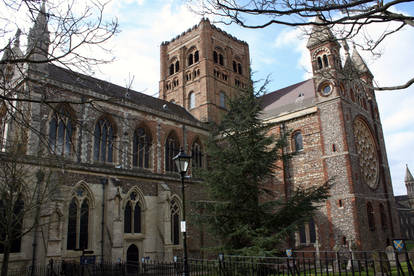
[0,3,401,269]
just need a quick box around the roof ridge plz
[264,79,312,97]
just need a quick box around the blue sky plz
[96,0,414,195]
[2,0,412,195]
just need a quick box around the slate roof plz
[46,64,200,123]
[260,79,316,120]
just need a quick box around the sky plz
[94,0,414,195]
[2,0,414,195]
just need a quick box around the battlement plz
[161,18,247,46]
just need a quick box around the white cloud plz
[95,2,202,95]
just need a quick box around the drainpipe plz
[100,178,108,263]
[280,123,293,248]
[31,170,45,276]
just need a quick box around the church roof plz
[45,64,201,124]
[406,165,414,182]
[260,79,316,120]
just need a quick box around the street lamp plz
[173,148,191,276]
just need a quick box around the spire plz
[27,0,50,62]
[342,40,350,59]
[306,16,338,49]
[351,46,373,77]
[11,29,23,57]
[405,165,414,183]
[13,29,21,48]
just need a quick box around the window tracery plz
[124,191,142,234]
[170,198,180,245]
[133,127,151,169]
[165,132,179,172]
[191,140,203,169]
[353,118,379,189]
[49,106,74,156]
[93,117,114,163]
[67,185,92,250]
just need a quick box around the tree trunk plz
[1,243,10,276]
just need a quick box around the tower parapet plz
[159,18,250,124]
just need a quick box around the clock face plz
[353,118,379,189]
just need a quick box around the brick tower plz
[159,18,250,123]
[306,18,399,250]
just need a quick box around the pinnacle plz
[351,47,373,77]
[405,165,414,183]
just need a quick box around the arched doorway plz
[126,244,139,273]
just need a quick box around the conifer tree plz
[197,82,330,256]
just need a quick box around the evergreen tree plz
[197,82,330,256]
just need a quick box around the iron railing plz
[4,250,413,276]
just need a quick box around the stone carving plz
[353,118,379,189]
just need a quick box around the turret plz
[405,165,414,208]
[1,29,23,81]
[27,1,50,71]
[307,16,342,98]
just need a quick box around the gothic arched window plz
[192,141,203,169]
[309,218,316,243]
[169,64,174,75]
[49,106,74,156]
[379,203,387,230]
[124,191,142,234]
[188,53,193,66]
[67,186,92,250]
[233,61,237,72]
[93,118,114,163]
[79,199,89,250]
[219,54,224,66]
[67,199,77,250]
[188,92,195,109]
[175,61,180,73]
[213,51,218,63]
[323,54,329,67]
[367,202,375,231]
[237,63,242,75]
[170,199,180,245]
[317,56,323,69]
[133,127,151,169]
[293,131,303,152]
[165,133,180,172]
[194,51,199,63]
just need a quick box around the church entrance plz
[126,244,139,273]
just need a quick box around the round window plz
[322,84,332,95]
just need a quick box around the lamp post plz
[173,148,191,276]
